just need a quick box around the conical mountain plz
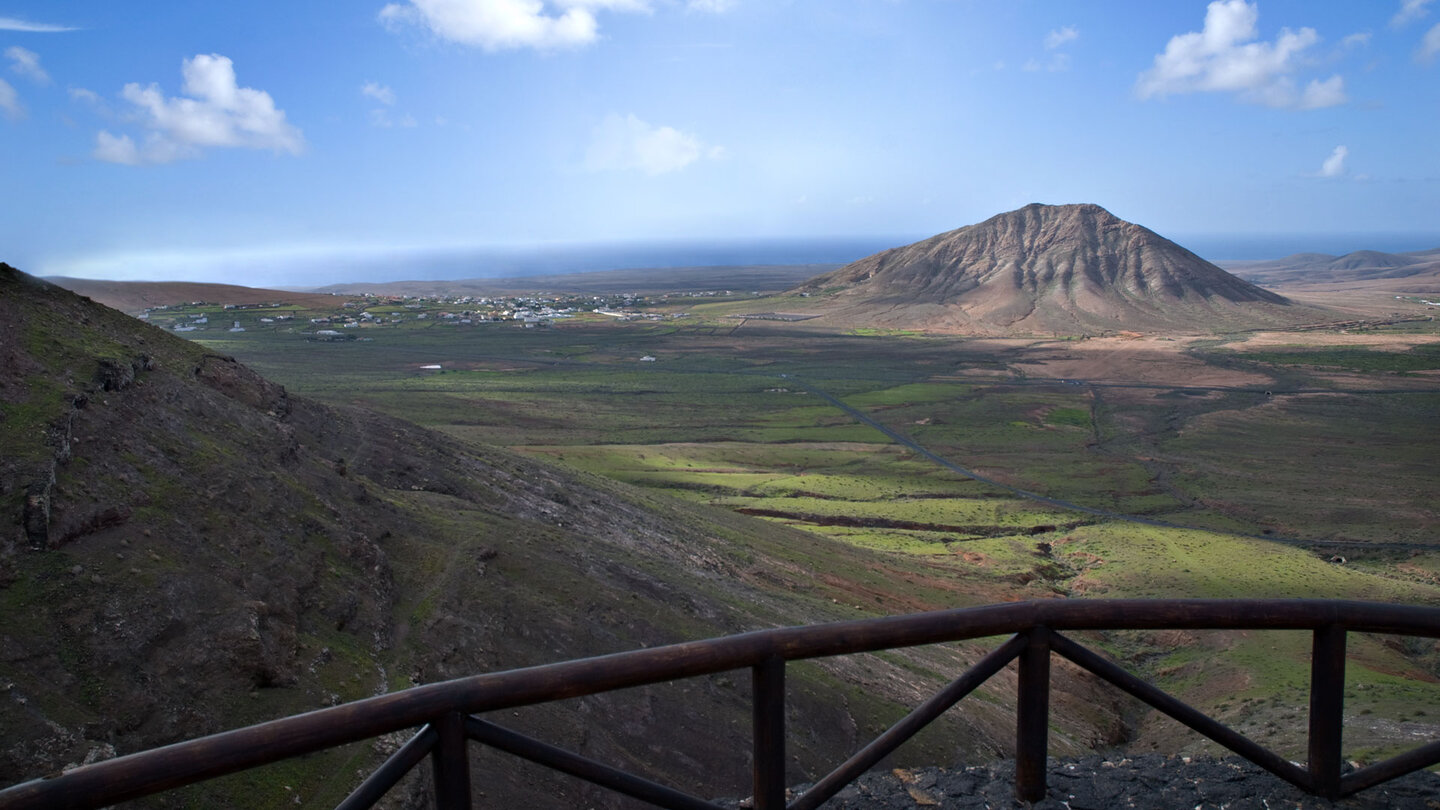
[796,203,1327,334]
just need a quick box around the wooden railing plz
[3,599,1440,809]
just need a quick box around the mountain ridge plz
[1223,247,1440,293]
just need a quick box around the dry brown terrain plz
[1224,248,1440,295]
[1006,336,1272,388]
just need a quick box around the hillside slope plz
[0,264,1123,807]
[1225,248,1440,294]
[794,204,1330,335]
[43,276,359,315]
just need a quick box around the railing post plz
[1015,627,1051,803]
[1308,624,1346,800]
[432,712,473,810]
[753,655,786,810]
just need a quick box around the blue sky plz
[1,0,1438,285]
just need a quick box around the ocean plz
[368,233,1440,282]
[1172,233,1440,262]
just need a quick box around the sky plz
[1,0,1438,285]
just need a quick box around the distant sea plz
[1173,232,1440,263]
[71,232,1440,289]
[295,237,914,286]
[337,233,1440,284]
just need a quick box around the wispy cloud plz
[1421,22,1440,61]
[1393,0,1433,27]
[1319,145,1348,177]
[369,108,418,128]
[0,16,78,33]
[583,113,720,175]
[95,54,304,165]
[688,0,735,11]
[1024,25,1078,72]
[6,46,49,84]
[1136,0,1345,109]
[1341,32,1372,49]
[1045,25,1079,50]
[361,81,396,105]
[379,0,653,52]
[0,77,22,120]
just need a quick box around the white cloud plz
[361,81,396,105]
[6,46,49,84]
[0,16,78,33]
[95,54,304,165]
[1341,32,1372,48]
[1393,0,1433,27]
[1300,75,1346,108]
[1319,145,1347,177]
[379,0,653,51]
[1136,0,1345,109]
[1045,26,1079,50]
[688,0,735,11]
[583,113,717,175]
[1421,22,1440,61]
[94,131,140,164]
[0,77,22,120]
[69,87,100,104]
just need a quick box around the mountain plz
[42,277,360,316]
[793,204,1328,335]
[0,264,1123,807]
[1223,248,1440,294]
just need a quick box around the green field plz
[182,305,1440,760]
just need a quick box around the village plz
[135,290,682,339]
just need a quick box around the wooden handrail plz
[2,599,1438,809]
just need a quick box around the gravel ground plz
[721,756,1440,809]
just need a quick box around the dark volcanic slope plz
[2,264,1130,807]
[796,204,1329,334]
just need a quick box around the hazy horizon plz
[29,228,1440,290]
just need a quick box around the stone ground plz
[720,756,1440,809]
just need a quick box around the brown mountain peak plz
[795,204,1326,335]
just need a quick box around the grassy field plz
[183,307,1440,760]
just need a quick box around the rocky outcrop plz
[94,354,152,392]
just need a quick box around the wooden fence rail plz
[3,599,1439,809]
